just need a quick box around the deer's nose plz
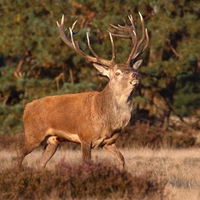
[132,72,141,79]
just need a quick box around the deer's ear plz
[93,63,110,78]
[132,59,143,70]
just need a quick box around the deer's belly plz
[47,128,81,143]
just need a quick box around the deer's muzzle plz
[132,72,141,80]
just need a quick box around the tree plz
[0,0,200,134]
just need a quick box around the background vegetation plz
[0,0,199,134]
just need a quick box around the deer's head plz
[57,13,149,94]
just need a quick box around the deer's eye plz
[115,71,121,76]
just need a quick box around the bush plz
[117,122,197,149]
[0,162,167,200]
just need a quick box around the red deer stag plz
[17,13,149,170]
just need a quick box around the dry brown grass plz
[0,147,200,199]
[92,148,200,200]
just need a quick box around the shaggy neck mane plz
[95,83,134,118]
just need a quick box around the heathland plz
[0,123,200,200]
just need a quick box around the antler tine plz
[126,14,139,64]
[57,15,116,68]
[86,32,99,58]
[126,12,149,65]
[108,31,116,63]
[71,20,78,30]
[108,33,131,38]
[109,23,124,31]
[126,29,138,64]
[132,28,149,60]
[143,28,149,52]
[69,28,77,50]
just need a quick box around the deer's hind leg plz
[17,140,41,168]
[36,136,60,170]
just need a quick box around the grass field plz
[1,145,200,199]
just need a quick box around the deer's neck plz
[102,83,134,109]
[95,83,134,130]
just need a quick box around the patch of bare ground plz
[0,146,200,199]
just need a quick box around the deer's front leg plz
[103,143,125,170]
[81,141,91,163]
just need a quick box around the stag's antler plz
[109,12,149,65]
[56,15,116,68]
[56,13,149,68]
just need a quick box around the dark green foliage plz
[0,0,200,134]
[0,104,23,135]
[174,72,200,116]
[0,162,167,200]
